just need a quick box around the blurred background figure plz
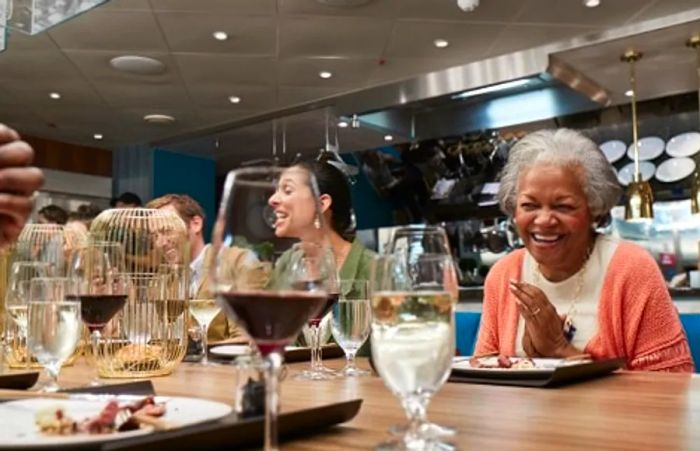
[37,205,68,225]
[110,192,142,208]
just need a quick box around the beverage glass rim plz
[27,300,80,306]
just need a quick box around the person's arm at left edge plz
[0,124,44,246]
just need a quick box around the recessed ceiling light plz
[228,95,241,104]
[338,120,349,128]
[384,134,393,142]
[49,92,61,100]
[143,114,176,124]
[625,89,634,97]
[433,39,449,49]
[213,31,228,41]
[583,0,600,7]
[319,71,333,79]
[110,55,166,76]
[93,133,103,140]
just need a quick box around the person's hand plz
[0,124,43,245]
[509,279,579,358]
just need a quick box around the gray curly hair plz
[497,128,621,223]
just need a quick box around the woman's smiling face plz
[267,167,317,239]
[514,163,594,279]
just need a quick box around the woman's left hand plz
[509,280,579,358]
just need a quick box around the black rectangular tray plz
[449,358,625,388]
[0,371,39,390]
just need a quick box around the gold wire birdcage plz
[3,224,88,369]
[88,208,190,378]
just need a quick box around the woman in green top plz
[269,160,375,294]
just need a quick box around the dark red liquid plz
[68,294,127,332]
[308,293,339,326]
[218,290,327,356]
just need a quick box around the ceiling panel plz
[8,83,105,108]
[630,0,700,23]
[149,0,276,14]
[93,80,191,108]
[187,84,277,109]
[0,49,84,83]
[175,54,278,85]
[157,13,277,55]
[277,86,347,105]
[367,57,465,84]
[515,0,655,27]
[279,16,393,58]
[48,10,168,51]
[194,108,260,126]
[383,21,502,59]
[102,0,151,11]
[278,56,378,87]
[398,0,525,22]
[487,23,600,57]
[63,50,180,85]
[279,0,398,18]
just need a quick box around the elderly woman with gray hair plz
[474,128,693,372]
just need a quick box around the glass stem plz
[403,395,429,441]
[90,330,101,380]
[201,324,209,364]
[345,350,357,370]
[310,325,321,372]
[264,351,282,451]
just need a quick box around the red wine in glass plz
[218,290,327,356]
[308,293,339,327]
[67,294,127,332]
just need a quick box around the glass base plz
[390,422,457,439]
[340,366,370,377]
[376,436,455,451]
[294,367,337,381]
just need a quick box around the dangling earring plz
[314,217,321,229]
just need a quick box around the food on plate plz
[34,396,166,436]
[115,344,164,371]
[468,355,536,369]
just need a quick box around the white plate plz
[209,344,305,358]
[599,140,627,163]
[0,396,232,448]
[665,132,700,157]
[452,356,585,374]
[655,157,696,183]
[626,136,665,161]
[617,161,655,186]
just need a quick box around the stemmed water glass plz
[331,279,371,377]
[386,225,459,440]
[26,277,81,392]
[297,271,338,380]
[68,241,129,385]
[5,261,53,339]
[212,166,335,451]
[370,254,457,450]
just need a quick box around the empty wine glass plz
[370,254,456,450]
[69,241,129,385]
[27,277,81,392]
[331,279,371,377]
[213,166,335,451]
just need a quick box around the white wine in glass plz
[189,298,221,364]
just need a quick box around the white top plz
[190,243,211,296]
[515,234,619,355]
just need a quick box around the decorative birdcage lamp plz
[88,208,190,378]
[4,223,86,368]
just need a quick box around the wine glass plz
[386,225,459,440]
[6,262,53,337]
[212,166,335,451]
[27,277,81,392]
[331,279,371,377]
[68,241,129,385]
[370,254,456,450]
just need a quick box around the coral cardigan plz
[474,241,694,372]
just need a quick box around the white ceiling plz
[0,0,698,169]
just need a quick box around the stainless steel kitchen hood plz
[158,7,700,164]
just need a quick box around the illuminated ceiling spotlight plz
[319,71,333,79]
[456,0,479,12]
[433,39,449,49]
[583,0,601,7]
[384,134,393,142]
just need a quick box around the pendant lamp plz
[687,34,700,215]
[621,49,654,222]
